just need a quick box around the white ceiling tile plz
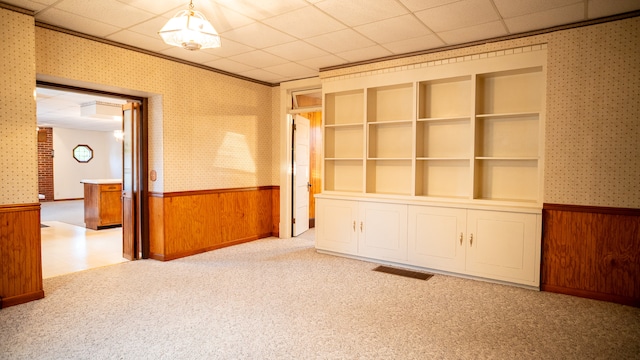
[383,34,446,54]
[1,0,56,12]
[356,14,432,44]
[186,2,255,33]
[120,0,186,15]
[438,20,507,45]
[222,22,296,48]
[237,68,283,82]
[35,8,120,37]
[263,41,329,62]
[336,45,393,63]
[54,0,156,28]
[415,0,501,32]
[263,62,317,78]
[588,0,640,18]
[159,47,220,64]
[398,0,460,12]
[315,0,408,26]
[229,50,289,68]
[306,29,376,54]
[262,6,346,39]
[212,0,308,20]
[505,3,585,34]
[493,0,583,18]
[128,16,173,38]
[203,58,256,74]
[107,30,172,52]
[297,54,348,70]
[200,38,254,58]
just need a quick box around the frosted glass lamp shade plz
[158,8,221,51]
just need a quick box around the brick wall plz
[37,127,53,201]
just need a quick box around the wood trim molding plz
[1,290,45,309]
[0,203,40,213]
[149,186,279,198]
[543,203,640,216]
[541,284,639,308]
[150,234,271,262]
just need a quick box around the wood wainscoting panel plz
[272,187,280,237]
[0,204,45,308]
[542,204,640,307]
[149,187,279,261]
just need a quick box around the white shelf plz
[418,116,471,122]
[476,112,539,118]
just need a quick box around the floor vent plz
[373,265,433,281]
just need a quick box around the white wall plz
[53,128,122,199]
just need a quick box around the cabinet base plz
[315,248,541,291]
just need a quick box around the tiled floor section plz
[41,221,127,278]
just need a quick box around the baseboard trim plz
[0,290,45,309]
[150,233,273,261]
[149,186,279,198]
[541,284,639,307]
[543,203,640,216]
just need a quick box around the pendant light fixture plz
[158,0,221,51]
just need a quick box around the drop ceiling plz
[5,0,640,85]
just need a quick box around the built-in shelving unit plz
[318,49,547,288]
[324,89,364,192]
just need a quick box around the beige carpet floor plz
[1,236,638,359]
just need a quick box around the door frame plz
[279,77,321,238]
[36,80,149,258]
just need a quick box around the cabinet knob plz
[353,221,355,232]
[459,232,463,245]
[360,221,363,232]
[470,233,473,247]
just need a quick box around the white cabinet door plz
[358,202,408,262]
[407,206,466,272]
[466,210,539,286]
[315,198,358,255]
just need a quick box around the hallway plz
[40,200,126,278]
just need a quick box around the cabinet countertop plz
[80,179,122,185]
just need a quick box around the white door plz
[466,210,539,285]
[407,205,466,272]
[315,198,358,254]
[293,114,310,236]
[358,201,408,262]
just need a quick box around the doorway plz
[290,89,322,237]
[36,82,148,277]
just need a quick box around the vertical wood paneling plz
[542,204,640,306]
[149,187,278,261]
[272,187,280,236]
[301,111,322,227]
[148,195,165,258]
[0,204,44,308]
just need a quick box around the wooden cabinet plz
[83,181,122,230]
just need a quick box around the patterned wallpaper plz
[0,9,37,205]
[320,17,640,209]
[271,86,281,185]
[35,27,274,193]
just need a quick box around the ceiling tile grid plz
[3,0,639,84]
